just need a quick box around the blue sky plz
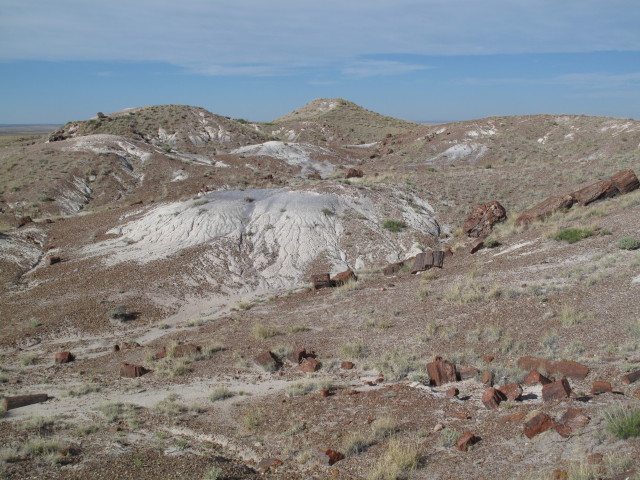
[1,0,639,124]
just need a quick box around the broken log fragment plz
[622,369,640,384]
[4,394,50,410]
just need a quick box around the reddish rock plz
[341,361,354,370]
[498,383,523,401]
[518,357,589,380]
[257,458,282,473]
[173,344,201,357]
[15,216,33,228]
[287,348,316,364]
[46,255,61,266]
[523,413,556,439]
[518,357,548,372]
[254,351,281,371]
[554,408,590,438]
[482,387,507,409]
[445,387,459,399]
[120,362,149,378]
[411,251,444,273]
[345,168,364,179]
[311,273,334,290]
[316,449,344,465]
[459,367,479,380]
[548,360,589,380]
[591,380,612,394]
[453,411,471,419]
[427,359,458,386]
[331,269,357,286]
[514,194,577,228]
[469,238,485,254]
[611,169,639,194]
[621,369,640,384]
[524,369,552,386]
[481,370,495,387]
[383,261,405,276]
[498,412,526,424]
[3,394,50,410]
[299,357,322,372]
[54,351,74,364]
[455,431,478,451]
[463,201,507,238]
[571,180,619,206]
[542,378,572,401]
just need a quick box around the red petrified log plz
[554,408,590,438]
[523,413,556,439]
[611,169,639,194]
[456,431,478,451]
[482,387,507,409]
[542,378,571,402]
[54,351,74,363]
[331,269,357,286]
[622,369,640,384]
[4,394,50,410]
[591,381,612,394]
[426,359,458,386]
[311,274,334,290]
[120,363,149,378]
[498,384,523,401]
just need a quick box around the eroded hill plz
[1,100,639,480]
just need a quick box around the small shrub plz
[97,402,137,423]
[241,408,264,430]
[202,467,224,480]
[371,416,398,440]
[367,438,421,480]
[439,428,461,447]
[382,219,407,233]
[153,394,188,417]
[285,379,332,397]
[20,355,37,366]
[108,305,132,321]
[252,322,281,340]
[209,386,234,402]
[558,306,590,327]
[321,207,335,216]
[340,341,369,360]
[604,404,640,439]
[553,228,593,244]
[289,324,310,333]
[618,236,640,250]
[66,383,100,397]
[342,432,372,456]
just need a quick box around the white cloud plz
[1,0,639,76]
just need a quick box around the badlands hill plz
[0,99,640,480]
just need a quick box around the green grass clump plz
[618,236,640,250]
[382,219,407,233]
[604,404,640,439]
[553,228,593,244]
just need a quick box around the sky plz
[1,0,639,124]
